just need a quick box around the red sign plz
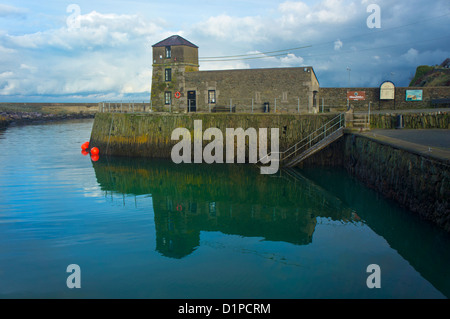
[347,91,366,100]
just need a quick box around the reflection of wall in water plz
[153,195,317,259]
[92,157,352,259]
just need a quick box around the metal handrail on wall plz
[281,113,345,163]
[258,113,345,165]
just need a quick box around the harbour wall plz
[343,133,449,232]
[301,110,449,167]
[89,112,337,158]
[89,111,449,232]
[369,111,449,129]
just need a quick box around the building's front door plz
[187,91,196,112]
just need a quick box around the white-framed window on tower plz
[165,68,172,82]
[165,46,171,58]
[165,91,171,105]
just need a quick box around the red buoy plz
[91,154,99,162]
[90,147,99,156]
[81,150,89,156]
[81,141,89,150]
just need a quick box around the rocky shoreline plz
[0,111,95,128]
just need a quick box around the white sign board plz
[380,81,395,100]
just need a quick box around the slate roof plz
[152,35,198,48]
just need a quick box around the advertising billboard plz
[405,90,423,101]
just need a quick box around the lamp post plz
[346,67,351,86]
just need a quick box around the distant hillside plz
[409,59,450,87]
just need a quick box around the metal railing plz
[281,113,345,164]
[98,101,153,113]
[97,98,379,114]
[98,97,323,114]
[258,113,345,166]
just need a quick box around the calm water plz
[0,119,449,299]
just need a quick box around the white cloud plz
[280,53,304,66]
[193,14,267,44]
[279,0,358,26]
[0,4,27,18]
[402,48,419,63]
[0,71,14,78]
[6,10,162,50]
[0,44,15,53]
[0,9,163,99]
[334,39,343,50]
[19,64,37,72]
[201,61,250,71]
[278,1,310,26]
[316,0,357,23]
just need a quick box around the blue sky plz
[0,0,449,102]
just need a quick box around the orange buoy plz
[81,150,89,156]
[91,154,99,162]
[81,141,89,150]
[90,147,99,156]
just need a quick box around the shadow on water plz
[92,156,353,259]
[298,166,450,298]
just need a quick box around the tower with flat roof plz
[151,35,199,111]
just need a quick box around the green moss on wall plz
[89,113,337,159]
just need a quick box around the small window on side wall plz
[165,46,171,58]
[208,90,216,104]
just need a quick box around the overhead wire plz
[200,45,312,59]
[198,12,450,63]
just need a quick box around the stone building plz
[151,35,320,113]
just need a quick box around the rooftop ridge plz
[152,35,199,48]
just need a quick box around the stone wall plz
[319,86,450,111]
[89,112,336,158]
[184,67,320,113]
[344,133,450,232]
[370,111,449,129]
[151,44,199,110]
[152,45,199,65]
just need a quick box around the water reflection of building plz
[93,157,352,259]
[154,199,318,258]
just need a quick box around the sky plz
[0,0,449,102]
